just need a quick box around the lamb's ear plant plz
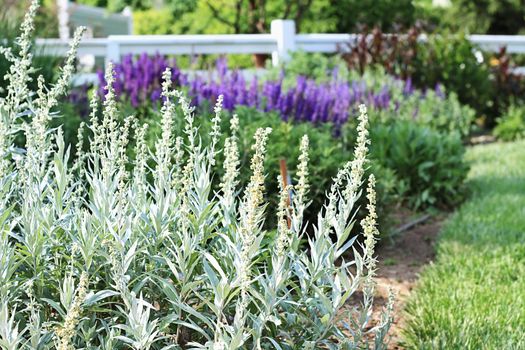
[0,1,393,349]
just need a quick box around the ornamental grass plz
[0,1,392,349]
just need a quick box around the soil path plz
[378,215,443,348]
[358,213,445,348]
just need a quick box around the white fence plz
[34,19,525,71]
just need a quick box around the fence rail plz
[34,19,525,70]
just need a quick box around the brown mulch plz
[344,210,446,349]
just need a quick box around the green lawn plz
[402,140,525,349]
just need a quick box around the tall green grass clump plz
[0,1,393,348]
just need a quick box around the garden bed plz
[5,2,524,347]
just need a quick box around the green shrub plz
[408,90,475,137]
[133,8,175,35]
[351,69,476,138]
[321,0,417,32]
[411,32,495,124]
[431,0,525,35]
[493,105,525,141]
[265,51,349,86]
[364,120,469,209]
[410,31,524,128]
[372,87,476,138]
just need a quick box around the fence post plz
[57,0,70,40]
[106,37,121,65]
[271,19,296,67]
[122,7,134,35]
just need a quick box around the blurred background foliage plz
[4,0,525,36]
[67,0,525,35]
[1,0,59,37]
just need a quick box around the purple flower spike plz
[88,53,431,129]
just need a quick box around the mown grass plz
[402,140,525,349]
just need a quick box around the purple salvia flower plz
[89,53,434,130]
[435,83,445,99]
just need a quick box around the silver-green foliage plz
[0,1,392,349]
